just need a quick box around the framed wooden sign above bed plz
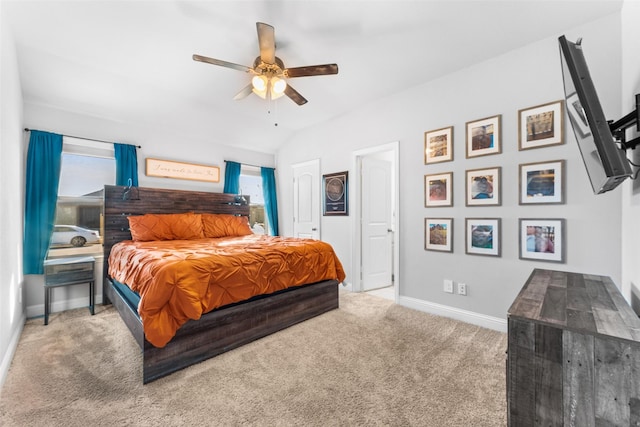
[145,158,220,183]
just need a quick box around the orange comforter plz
[108,235,346,347]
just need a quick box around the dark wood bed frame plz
[103,185,339,383]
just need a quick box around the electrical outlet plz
[457,282,467,296]
[444,279,454,293]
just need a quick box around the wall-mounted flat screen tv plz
[558,35,631,194]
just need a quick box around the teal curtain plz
[261,167,279,236]
[223,161,241,194]
[114,143,138,186]
[23,130,63,274]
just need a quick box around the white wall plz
[621,0,640,312]
[277,13,624,325]
[0,4,27,388]
[24,103,276,192]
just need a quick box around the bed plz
[103,185,345,383]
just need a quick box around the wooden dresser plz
[507,268,640,426]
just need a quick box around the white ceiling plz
[4,0,622,153]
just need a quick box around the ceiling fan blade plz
[285,64,339,78]
[284,84,308,106]
[193,54,252,73]
[233,84,253,100]
[256,22,276,64]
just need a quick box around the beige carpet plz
[0,291,507,426]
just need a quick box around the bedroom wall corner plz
[620,0,640,311]
[0,5,27,389]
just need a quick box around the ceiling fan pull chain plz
[273,95,279,127]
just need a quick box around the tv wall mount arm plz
[609,93,640,150]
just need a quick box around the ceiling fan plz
[193,22,338,106]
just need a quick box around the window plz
[239,165,267,234]
[49,138,115,255]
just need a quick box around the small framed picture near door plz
[425,172,453,207]
[425,218,453,252]
[323,171,348,216]
[424,126,453,164]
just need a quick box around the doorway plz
[292,159,321,240]
[352,142,399,300]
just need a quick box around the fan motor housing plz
[253,56,285,77]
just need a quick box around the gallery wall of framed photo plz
[423,99,567,263]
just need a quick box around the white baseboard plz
[26,294,103,319]
[341,281,353,292]
[0,313,26,391]
[398,295,507,333]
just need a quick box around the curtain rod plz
[24,128,141,149]
[224,159,274,170]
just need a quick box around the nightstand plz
[43,256,95,325]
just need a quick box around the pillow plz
[201,213,253,238]
[128,213,204,241]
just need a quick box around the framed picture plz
[518,100,564,150]
[466,115,501,158]
[425,172,453,207]
[466,166,501,206]
[424,126,453,164]
[465,218,501,257]
[519,218,565,263]
[519,160,565,204]
[323,171,348,216]
[425,218,453,252]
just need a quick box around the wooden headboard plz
[102,185,250,287]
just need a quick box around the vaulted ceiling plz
[4,0,622,153]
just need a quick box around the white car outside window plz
[51,225,100,247]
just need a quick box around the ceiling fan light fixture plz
[252,75,268,92]
[251,75,268,99]
[271,77,287,95]
[193,22,338,106]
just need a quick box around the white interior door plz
[293,159,320,239]
[361,156,393,291]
